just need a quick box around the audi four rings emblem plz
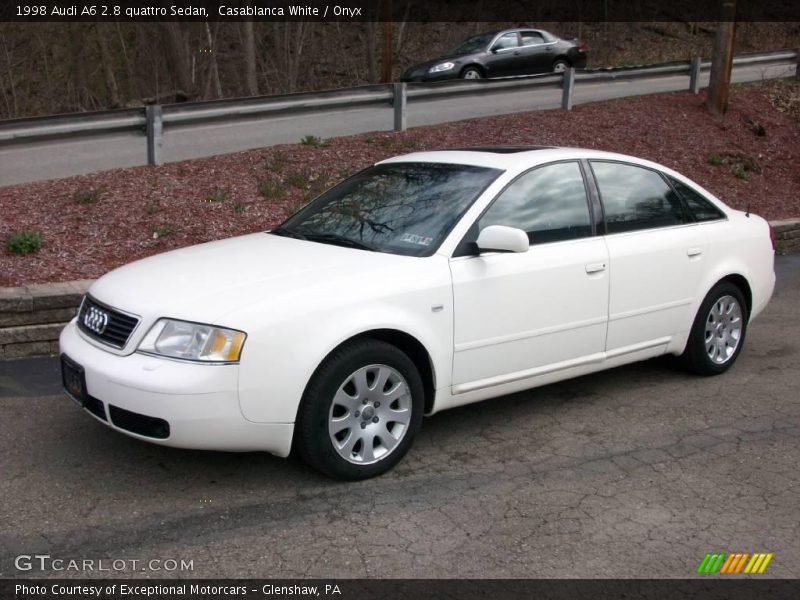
[83,306,109,334]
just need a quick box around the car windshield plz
[449,33,495,55]
[273,162,502,257]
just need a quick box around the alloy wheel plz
[704,295,743,364]
[327,364,413,464]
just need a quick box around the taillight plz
[577,40,586,51]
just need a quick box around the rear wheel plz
[460,66,483,80]
[295,339,424,480]
[681,282,748,375]
[552,59,570,73]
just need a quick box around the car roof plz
[378,147,666,173]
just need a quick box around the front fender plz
[234,261,453,423]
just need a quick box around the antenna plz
[745,203,750,217]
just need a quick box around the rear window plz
[590,161,688,233]
[669,177,726,222]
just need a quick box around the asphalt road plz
[0,61,795,187]
[1,255,798,579]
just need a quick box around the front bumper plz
[59,320,293,456]
[400,68,460,83]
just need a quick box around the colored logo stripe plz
[720,553,749,573]
[697,553,726,573]
[744,553,773,574]
[697,552,773,574]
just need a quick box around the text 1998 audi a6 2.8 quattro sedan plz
[60,147,775,479]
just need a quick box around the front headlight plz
[429,62,455,73]
[138,319,246,363]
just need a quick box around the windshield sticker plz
[400,233,433,247]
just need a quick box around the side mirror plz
[475,225,529,254]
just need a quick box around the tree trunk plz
[203,22,223,99]
[381,21,393,83]
[115,23,140,100]
[35,30,54,114]
[161,22,195,101]
[365,22,377,84]
[96,24,121,108]
[242,19,258,96]
[69,24,92,110]
[395,4,410,56]
[1,33,18,117]
[706,1,737,115]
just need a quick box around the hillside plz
[1,80,798,286]
[0,21,798,119]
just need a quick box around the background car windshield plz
[450,33,495,55]
[280,162,501,257]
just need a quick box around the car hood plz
[89,233,418,325]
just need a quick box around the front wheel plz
[680,282,748,375]
[460,67,483,80]
[295,339,424,480]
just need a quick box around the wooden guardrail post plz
[146,105,163,165]
[393,83,407,131]
[689,57,702,94]
[561,67,575,110]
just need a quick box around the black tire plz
[680,282,749,376]
[295,339,424,480]
[460,66,483,80]
[552,59,571,73]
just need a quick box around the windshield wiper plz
[270,226,306,240]
[303,233,376,252]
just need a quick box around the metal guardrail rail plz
[0,49,796,164]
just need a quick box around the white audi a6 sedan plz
[60,147,775,479]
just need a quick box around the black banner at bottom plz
[3,579,800,600]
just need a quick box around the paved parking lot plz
[1,256,798,579]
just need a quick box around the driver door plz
[450,161,609,392]
[484,32,522,77]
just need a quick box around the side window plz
[590,161,688,233]
[478,162,592,244]
[669,177,725,222]
[492,33,519,51]
[520,31,545,46]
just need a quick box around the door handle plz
[585,262,606,273]
[687,248,703,257]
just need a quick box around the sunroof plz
[447,146,556,154]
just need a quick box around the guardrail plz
[0,49,796,166]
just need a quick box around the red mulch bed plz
[1,82,798,287]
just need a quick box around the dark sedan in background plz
[401,28,587,82]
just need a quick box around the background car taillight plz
[769,223,776,251]
[577,40,586,51]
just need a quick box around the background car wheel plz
[460,67,483,80]
[680,282,748,376]
[552,59,570,73]
[295,339,424,480]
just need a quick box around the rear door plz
[518,30,554,74]
[589,161,708,353]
